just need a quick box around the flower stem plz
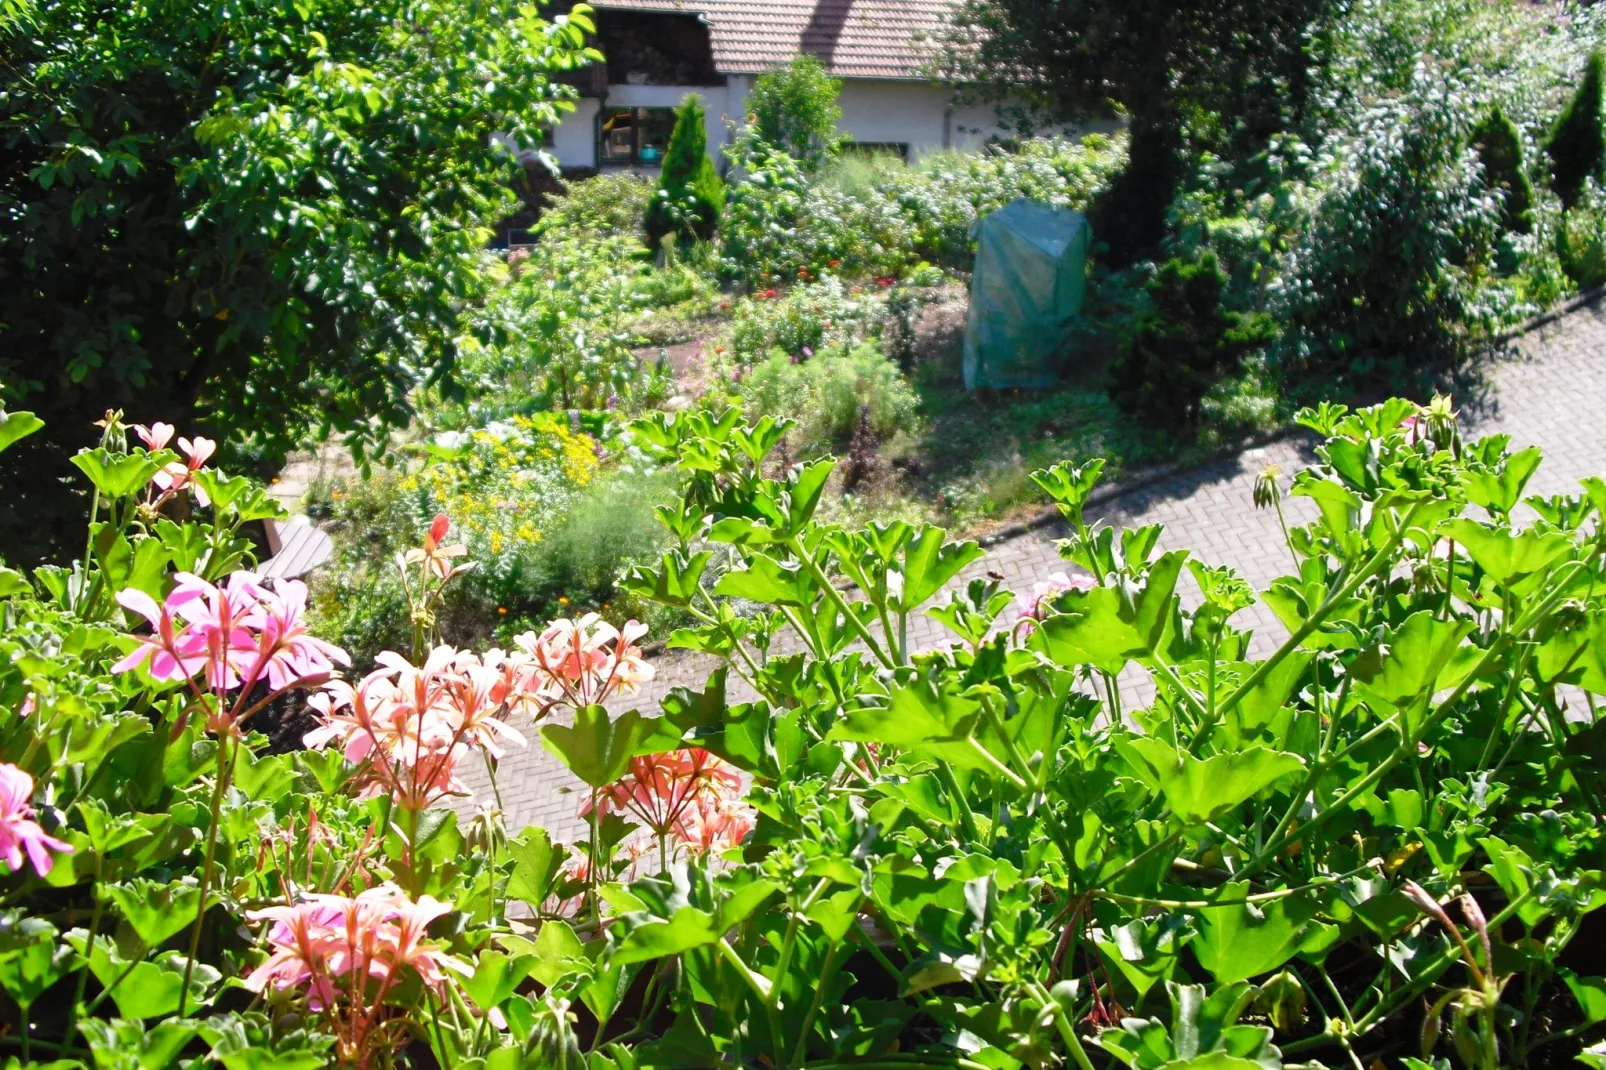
[180,729,236,1018]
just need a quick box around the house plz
[544,0,1026,172]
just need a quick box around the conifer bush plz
[1109,250,1277,425]
[1473,106,1534,234]
[1547,49,1606,211]
[644,96,725,246]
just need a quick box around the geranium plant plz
[2,395,1605,1070]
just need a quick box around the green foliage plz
[309,418,672,664]
[720,135,1124,286]
[464,237,655,415]
[645,96,725,246]
[1472,106,1534,234]
[0,0,599,563]
[6,398,1606,1068]
[1110,251,1278,425]
[600,399,1606,1070]
[1273,56,1517,395]
[746,55,846,172]
[941,0,1340,261]
[728,276,882,364]
[1560,179,1606,290]
[738,341,921,457]
[538,172,654,241]
[1548,50,1606,211]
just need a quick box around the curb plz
[1494,284,1606,345]
[971,282,1606,552]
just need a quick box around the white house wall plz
[549,97,602,169]
[546,76,1079,172]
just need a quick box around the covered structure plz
[961,200,1090,390]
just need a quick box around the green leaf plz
[1029,551,1186,674]
[713,554,816,606]
[0,410,44,455]
[0,916,69,1011]
[612,906,722,965]
[831,680,993,772]
[1191,885,1315,984]
[1119,738,1304,826]
[894,526,984,612]
[528,919,590,989]
[1349,611,1479,719]
[1441,519,1575,586]
[79,1018,200,1070]
[0,567,30,599]
[621,550,712,607]
[70,449,161,501]
[1564,970,1606,1024]
[464,950,537,1010]
[540,706,652,788]
[506,827,564,905]
[103,879,202,947]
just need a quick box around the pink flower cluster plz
[589,748,754,858]
[114,572,349,716]
[0,763,72,877]
[510,613,654,712]
[133,422,216,505]
[245,884,468,1059]
[1014,571,1096,635]
[304,646,530,810]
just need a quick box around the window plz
[599,107,678,167]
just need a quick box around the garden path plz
[461,299,1606,843]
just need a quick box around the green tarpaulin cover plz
[961,199,1091,390]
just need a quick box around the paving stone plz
[460,300,1606,844]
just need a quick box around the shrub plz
[539,171,654,241]
[1273,60,1520,395]
[1559,178,1606,289]
[739,341,921,456]
[645,96,725,246]
[461,235,649,415]
[1472,106,1534,234]
[1109,250,1278,426]
[728,275,882,364]
[720,136,915,286]
[745,54,845,171]
[1547,49,1606,211]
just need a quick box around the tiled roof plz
[588,0,952,80]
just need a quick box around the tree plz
[0,0,598,562]
[941,0,1338,263]
[746,54,845,171]
[1548,50,1606,211]
[1472,106,1533,234]
[644,96,725,246]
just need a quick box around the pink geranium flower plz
[0,764,73,877]
[252,579,350,691]
[132,422,175,451]
[1013,571,1096,635]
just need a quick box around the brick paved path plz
[460,300,1606,842]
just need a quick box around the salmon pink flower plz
[0,764,73,877]
[404,513,469,580]
[132,422,175,451]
